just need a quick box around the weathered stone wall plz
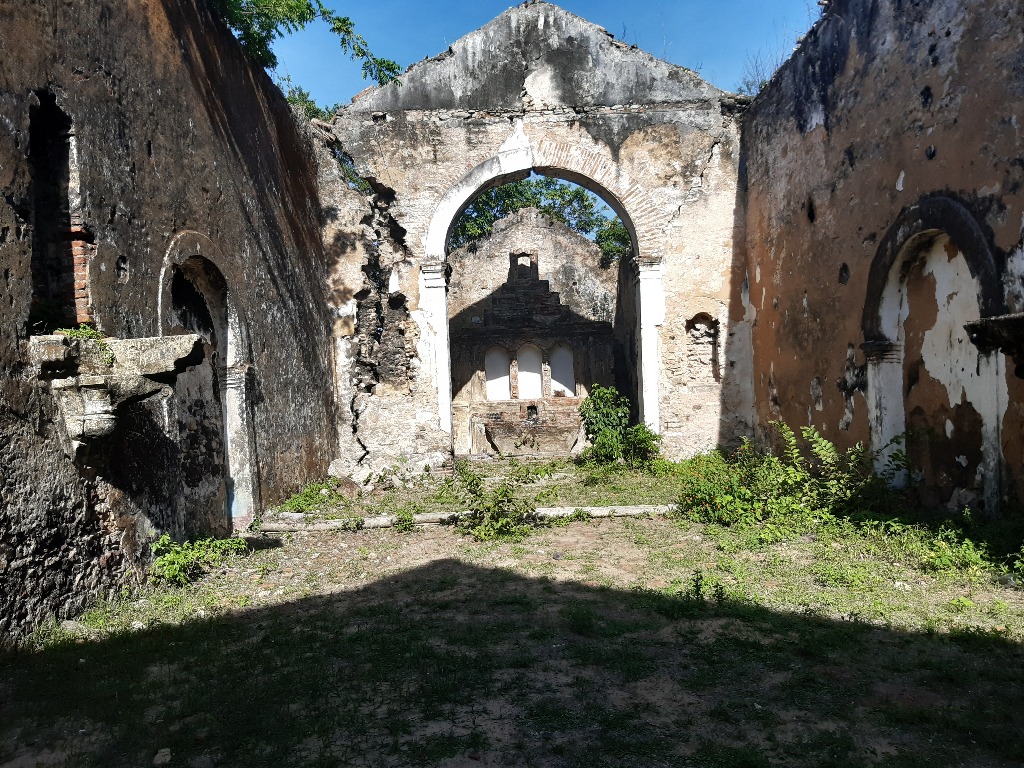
[0,0,337,634]
[743,0,1024,508]
[330,1,752,469]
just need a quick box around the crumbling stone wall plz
[329,1,752,471]
[742,0,1024,508]
[0,0,337,634]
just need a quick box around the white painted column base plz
[637,261,666,432]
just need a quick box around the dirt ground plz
[3,516,1024,768]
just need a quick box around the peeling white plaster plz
[869,237,1008,507]
[810,377,823,412]
[524,67,559,109]
[921,250,985,409]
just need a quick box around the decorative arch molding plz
[421,129,667,436]
[861,195,1004,343]
[422,129,668,265]
[158,230,259,528]
[160,231,227,335]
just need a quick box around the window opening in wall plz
[526,404,538,420]
[517,344,543,399]
[28,90,76,332]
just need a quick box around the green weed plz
[57,324,115,366]
[150,534,248,586]
[279,479,352,514]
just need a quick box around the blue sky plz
[271,1,820,107]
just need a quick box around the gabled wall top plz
[345,1,722,113]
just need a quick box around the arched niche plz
[516,344,544,400]
[159,232,259,529]
[860,200,1007,512]
[485,346,512,401]
[549,344,576,397]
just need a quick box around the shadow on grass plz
[2,559,1022,768]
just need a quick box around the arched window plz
[549,344,575,396]
[517,344,543,399]
[484,347,511,401]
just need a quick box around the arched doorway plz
[422,143,667,451]
[442,173,642,457]
[862,199,1007,512]
[161,235,258,531]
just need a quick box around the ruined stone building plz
[1,0,1021,633]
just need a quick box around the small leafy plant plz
[392,505,418,533]
[57,324,115,366]
[150,535,248,586]
[279,479,351,514]
[450,462,539,541]
[458,480,538,541]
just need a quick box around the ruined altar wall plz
[330,1,753,469]
[447,208,617,324]
[742,0,1024,496]
[0,0,337,633]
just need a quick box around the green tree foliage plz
[450,176,633,266]
[276,75,340,120]
[595,217,632,268]
[207,0,401,83]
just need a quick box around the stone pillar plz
[863,340,905,482]
[421,263,453,433]
[636,260,666,432]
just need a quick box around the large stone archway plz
[417,131,669,435]
[329,1,750,472]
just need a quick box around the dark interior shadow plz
[3,558,1022,767]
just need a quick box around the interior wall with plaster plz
[742,0,1024,505]
[0,0,339,634]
